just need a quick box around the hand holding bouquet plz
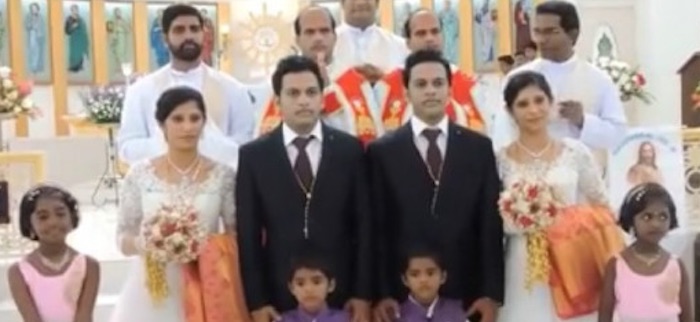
[141,203,206,304]
[498,179,563,289]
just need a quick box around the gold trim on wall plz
[378,0,392,30]
[460,0,475,73]
[49,0,68,136]
[216,1,231,73]
[498,0,513,58]
[8,0,27,137]
[132,1,149,74]
[0,151,46,183]
[91,0,108,84]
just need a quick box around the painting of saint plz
[194,5,217,67]
[472,0,499,71]
[0,1,8,66]
[21,0,50,83]
[393,0,420,37]
[105,2,133,81]
[63,1,92,83]
[147,3,169,71]
[512,0,534,52]
[434,0,460,64]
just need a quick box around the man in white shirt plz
[334,0,409,82]
[118,4,254,167]
[491,1,627,163]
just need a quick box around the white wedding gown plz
[109,160,236,322]
[496,138,609,322]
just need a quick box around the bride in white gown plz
[495,71,609,322]
[110,87,242,321]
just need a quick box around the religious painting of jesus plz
[472,0,499,72]
[21,0,50,83]
[0,0,8,66]
[105,1,133,82]
[146,3,168,71]
[511,0,534,52]
[63,0,93,84]
[193,4,217,68]
[392,0,420,36]
[434,0,460,65]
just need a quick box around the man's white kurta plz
[118,64,255,168]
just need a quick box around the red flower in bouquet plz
[499,178,564,289]
[142,203,206,304]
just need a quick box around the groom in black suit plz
[236,55,372,322]
[369,50,504,322]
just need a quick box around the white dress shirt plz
[282,121,323,175]
[491,54,627,151]
[333,23,409,73]
[118,63,255,168]
[411,116,449,161]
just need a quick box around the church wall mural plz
[2,0,542,138]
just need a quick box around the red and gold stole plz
[182,234,251,322]
[378,68,485,132]
[256,99,282,136]
[448,71,485,133]
[324,68,379,145]
[378,69,408,132]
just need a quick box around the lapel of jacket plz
[312,124,336,199]
[395,123,434,185]
[268,125,305,198]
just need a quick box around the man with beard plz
[253,5,382,146]
[118,4,254,167]
[374,9,485,133]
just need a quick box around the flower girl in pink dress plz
[7,185,100,322]
[599,183,693,322]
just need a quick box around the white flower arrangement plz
[593,56,652,104]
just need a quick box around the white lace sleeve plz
[571,140,609,206]
[116,163,145,254]
[219,164,236,227]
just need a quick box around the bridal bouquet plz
[142,203,206,304]
[498,178,563,289]
[593,56,652,104]
[0,66,39,118]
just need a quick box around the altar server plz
[118,4,254,167]
[491,1,627,161]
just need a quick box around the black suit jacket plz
[367,122,504,305]
[236,124,373,312]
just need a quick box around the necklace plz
[166,154,200,176]
[39,249,71,272]
[516,139,552,159]
[631,247,662,267]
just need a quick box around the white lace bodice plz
[116,160,236,243]
[497,138,609,234]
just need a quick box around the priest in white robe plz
[118,4,254,167]
[491,1,627,156]
[334,0,409,80]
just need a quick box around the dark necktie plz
[292,136,314,191]
[422,129,443,180]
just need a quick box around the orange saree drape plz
[182,234,251,322]
[546,206,625,319]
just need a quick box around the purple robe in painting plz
[279,307,350,322]
[398,297,468,322]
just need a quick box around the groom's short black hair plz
[271,55,324,96]
[402,49,452,89]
